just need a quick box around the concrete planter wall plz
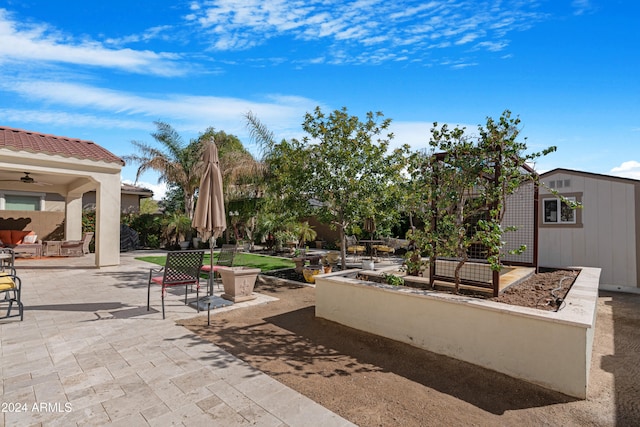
[219,267,261,302]
[315,267,600,398]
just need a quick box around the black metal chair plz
[1,247,16,272]
[200,244,237,294]
[147,250,204,319]
[0,266,23,321]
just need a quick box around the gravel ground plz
[180,271,640,427]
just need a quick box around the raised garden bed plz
[315,267,601,398]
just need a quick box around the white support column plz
[94,173,121,267]
[64,195,84,240]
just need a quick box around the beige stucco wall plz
[538,171,638,287]
[83,192,142,213]
[316,267,600,398]
[0,210,65,240]
[1,148,122,267]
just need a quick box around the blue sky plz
[1,0,638,199]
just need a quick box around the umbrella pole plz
[209,237,214,296]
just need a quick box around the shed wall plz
[538,171,638,287]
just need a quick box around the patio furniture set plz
[346,235,410,261]
[147,244,242,325]
[0,230,93,258]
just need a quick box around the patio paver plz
[1,251,355,426]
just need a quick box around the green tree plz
[124,122,215,219]
[250,106,409,269]
[213,130,265,245]
[139,198,159,215]
[408,110,558,294]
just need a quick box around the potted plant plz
[218,266,262,302]
[302,264,322,283]
[292,248,306,273]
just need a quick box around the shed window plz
[543,197,576,224]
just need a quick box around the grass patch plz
[136,252,294,272]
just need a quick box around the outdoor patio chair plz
[200,244,237,294]
[373,238,395,260]
[0,247,15,271]
[346,235,365,261]
[147,249,205,319]
[0,268,23,321]
[59,232,94,256]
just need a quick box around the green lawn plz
[136,252,294,272]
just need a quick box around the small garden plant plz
[383,272,404,287]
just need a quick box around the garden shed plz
[0,126,124,267]
[538,168,640,291]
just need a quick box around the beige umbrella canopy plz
[193,142,227,294]
[193,142,227,241]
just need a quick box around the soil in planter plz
[487,267,579,311]
[283,267,579,312]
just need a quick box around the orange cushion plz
[0,230,11,244]
[12,230,33,244]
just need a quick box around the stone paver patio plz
[0,251,354,426]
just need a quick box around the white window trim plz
[543,196,576,224]
[0,190,46,211]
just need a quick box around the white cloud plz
[123,179,168,201]
[388,120,478,152]
[0,76,323,151]
[187,0,546,64]
[610,161,640,180]
[572,0,595,16]
[0,9,183,76]
[4,78,314,116]
[0,108,147,130]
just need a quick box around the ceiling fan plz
[0,172,52,186]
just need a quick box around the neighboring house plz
[539,168,640,290]
[0,126,124,267]
[83,183,154,213]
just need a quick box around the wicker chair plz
[147,250,205,319]
[60,232,94,256]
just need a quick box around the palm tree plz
[124,122,212,219]
[214,130,265,201]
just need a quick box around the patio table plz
[44,241,61,256]
[358,239,384,258]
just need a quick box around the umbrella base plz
[191,295,234,325]
[193,295,233,310]
[221,293,257,303]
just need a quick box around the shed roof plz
[541,168,640,185]
[0,126,124,166]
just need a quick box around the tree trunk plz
[185,194,194,219]
[339,226,347,271]
[454,254,468,295]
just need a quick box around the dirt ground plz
[180,272,640,427]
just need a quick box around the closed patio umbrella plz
[192,142,227,295]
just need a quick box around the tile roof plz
[121,183,154,196]
[0,126,124,165]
